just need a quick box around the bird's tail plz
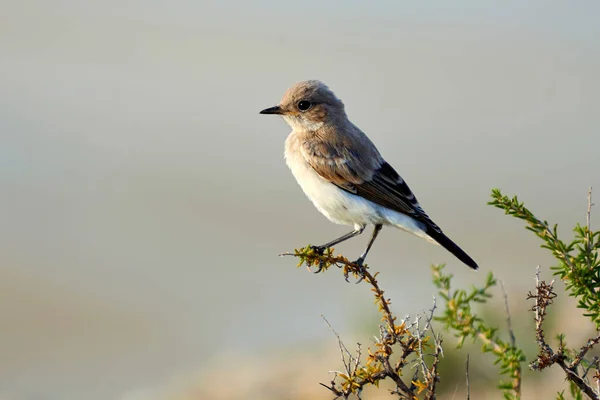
[426,228,479,270]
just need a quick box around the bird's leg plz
[348,224,383,283]
[311,225,366,254]
[310,225,366,273]
[354,224,383,266]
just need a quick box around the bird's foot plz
[344,257,367,284]
[309,245,327,273]
[309,245,325,255]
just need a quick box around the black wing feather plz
[335,162,479,270]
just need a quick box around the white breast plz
[283,133,381,227]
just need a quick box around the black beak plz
[259,105,283,115]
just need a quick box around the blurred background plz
[1,1,599,399]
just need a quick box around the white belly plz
[286,152,379,227]
[284,135,432,242]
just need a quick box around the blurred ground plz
[1,1,599,399]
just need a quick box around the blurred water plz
[1,1,599,398]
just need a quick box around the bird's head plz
[260,80,346,131]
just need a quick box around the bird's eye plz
[297,100,312,111]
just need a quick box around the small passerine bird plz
[260,80,478,270]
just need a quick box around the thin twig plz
[414,315,430,379]
[500,280,517,348]
[586,187,594,270]
[582,356,599,381]
[588,187,593,232]
[500,279,522,397]
[425,296,439,343]
[353,342,362,377]
[572,332,600,370]
[466,354,470,400]
[383,355,412,394]
[322,315,354,375]
[422,296,443,400]
[319,372,344,398]
[358,266,397,337]
[426,333,443,400]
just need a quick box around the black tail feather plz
[426,228,479,270]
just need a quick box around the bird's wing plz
[301,139,441,233]
[301,138,479,270]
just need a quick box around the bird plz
[260,80,478,270]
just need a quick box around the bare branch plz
[556,357,599,400]
[319,372,344,399]
[528,266,599,399]
[528,265,557,370]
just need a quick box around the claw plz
[349,258,367,284]
[343,268,351,283]
[354,272,365,284]
[309,245,326,273]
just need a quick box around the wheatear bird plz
[260,80,478,270]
